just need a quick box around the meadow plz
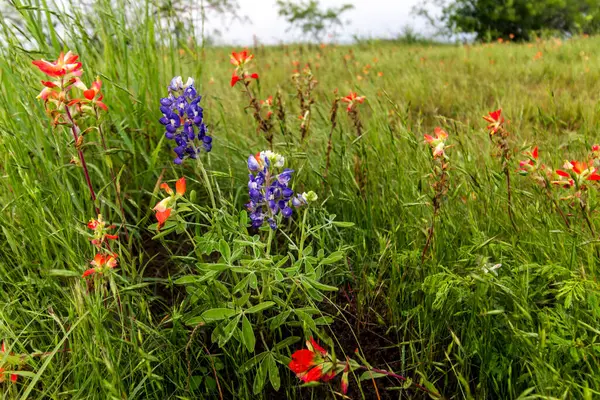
[1,1,600,399]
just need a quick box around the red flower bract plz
[289,349,316,374]
[230,50,253,67]
[175,177,186,196]
[156,208,172,230]
[32,51,82,78]
[231,72,241,87]
[310,337,328,356]
[483,108,505,134]
[300,365,323,383]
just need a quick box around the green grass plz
[1,0,600,398]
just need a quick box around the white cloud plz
[203,0,432,45]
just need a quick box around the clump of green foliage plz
[417,0,600,41]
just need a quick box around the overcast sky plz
[204,0,434,45]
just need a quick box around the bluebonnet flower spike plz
[246,151,316,230]
[159,76,212,164]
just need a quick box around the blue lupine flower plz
[159,76,212,164]
[246,151,311,230]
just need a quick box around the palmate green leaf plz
[245,301,275,314]
[241,315,256,352]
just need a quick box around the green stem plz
[265,227,274,257]
[297,208,309,259]
[195,155,217,211]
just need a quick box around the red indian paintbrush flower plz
[289,337,327,381]
[68,77,108,111]
[424,127,449,158]
[483,108,505,135]
[230,50,259,87]
[341,92,365,111]
[87,214,118,247]
[82,253,118,278]
[153,177,186,230]
[230,72,259,87]
[230,50,254,67]
[555,160,600,188]
[32,51,82,78]
[288,338,338,384]
[518,146,539,174]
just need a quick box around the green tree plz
[276,0,354,42]
[416,0,600,41]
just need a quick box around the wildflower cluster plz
[554,160,600,190]
[292,65,318,141]
[230,50,259,87]
[424,127,449,159]
[341,92,366,112]
[289,338,347,389]
[153,177,187,230]
[422,127,450,262]
[33,51,108,125]
[516,144,600,231]
[159,77,212,164]
[230,50,273,146]
[288,338,438,397]
[483,108,516,229]
[341,91,367,193]
[87,214,119,248]
[82,253,118,278]
[246,151,316,229]
[83,214,119,279]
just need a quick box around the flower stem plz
[266,227,275,257]
[298,207,309,258]
[195,155,217,211]
[242,79,273,149]
[581,201,596,237]
[64,104,100,216]
[421,214,436,265]
[323,96,339,183]
[504,166,518,231]
[95,109,129,241]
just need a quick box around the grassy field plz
[1,1,600,398]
